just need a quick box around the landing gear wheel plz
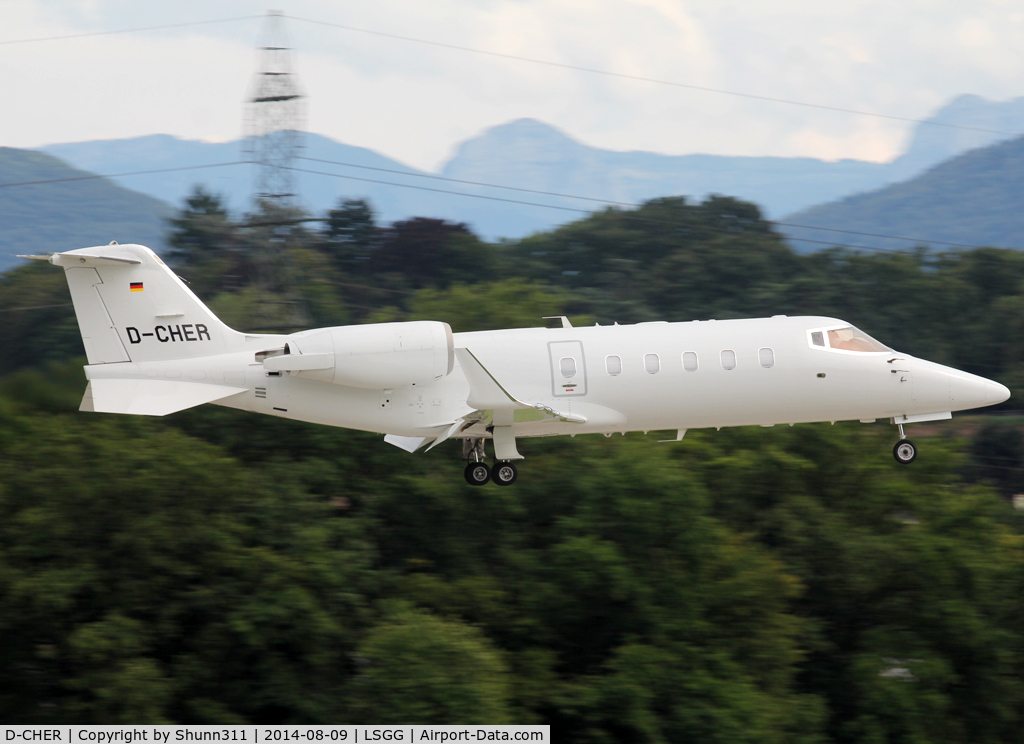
[492,461,519,486]
[464,461,491,486]
[893,439,918,464]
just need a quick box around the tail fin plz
[46,243,243,365]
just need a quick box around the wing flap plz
[85,378,248,416]
[424,419,468,452]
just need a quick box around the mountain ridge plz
[0,148,171,273]
[33,94,1024,241]
[780,134,1024,253]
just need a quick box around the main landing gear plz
[893,423,917,464]
[462,437,520,486]
[492,461,519,486]
[463,460,519,486]
[465,461,491,485]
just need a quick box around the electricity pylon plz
[244,10,305,206]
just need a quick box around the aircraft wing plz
[454,348,587,423]
[385,349,588,454]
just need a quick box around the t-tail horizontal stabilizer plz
[81,379,248,416]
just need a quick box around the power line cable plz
[3,13,1020,251]
[284,163,999,255]
[0,161,250,189]
[0,152,1008,254]
[296,155,991,251]
[0,15,262,46]
[0,303,74,313]
[0,156,1012,257]
[4,12,1020,139]
[284,164,592,215]
[299,155,637,207]
[286,14,1024,139]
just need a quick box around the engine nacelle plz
[269,320,454,389]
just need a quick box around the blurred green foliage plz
[349,604,512,724]
[1,190,1023,740]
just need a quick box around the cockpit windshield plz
[826,326,890,353]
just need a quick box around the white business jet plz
[27,243,1010,486]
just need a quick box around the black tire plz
[893,439,917,464]
[492,461,519,486]
[464,461,491,486]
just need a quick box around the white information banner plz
[2,727,549,744]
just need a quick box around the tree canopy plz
[1,191,1023,740]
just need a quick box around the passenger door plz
[549,340,587,397]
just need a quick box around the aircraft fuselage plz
[43,244,1009,480]
[83,315,1005,440]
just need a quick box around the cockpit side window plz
[827,326,890,352]
[808,325,890,353]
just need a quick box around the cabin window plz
[827,326,891,352]
[606,355,622,376]
[721,349,736,370]
[758,347,775,368]
[560,357,577,378]
[682,351,698,372]
[644,353,660,374]
[811,331,825,347]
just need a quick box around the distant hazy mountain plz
[35,94,1024,242]
[439,119,885,236]
[0,148,170,273]
[38,134,461,224]
[780,134,1024,253]
[439,94,1024,235]
[886,94,1024,179]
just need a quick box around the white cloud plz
[1,0,1023,169]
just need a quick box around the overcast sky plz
[2,0,1023,171]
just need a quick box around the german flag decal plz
[130,282,144,292]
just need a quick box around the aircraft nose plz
[948,368,1010,410]
[987,380,1011,405]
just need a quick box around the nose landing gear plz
[893,439,918,464]
[893,423,917,464]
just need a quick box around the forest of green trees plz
[1,190,1024,741]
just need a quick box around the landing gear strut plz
[893,423,917,464]
[463,437,491,486]
[463,437,485,463]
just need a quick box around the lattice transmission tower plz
[244,10,305,206]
